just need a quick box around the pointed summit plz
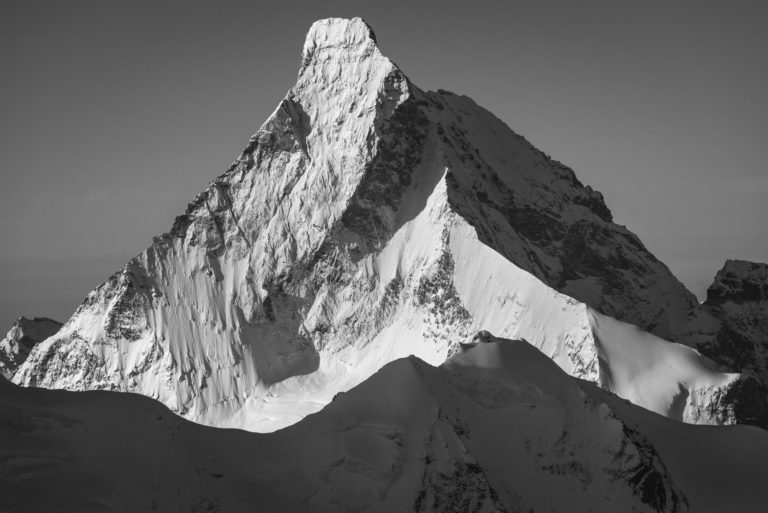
[293,17,408,123]
[302,17,378,57]
[298,17,386,78]
[0,316,61,378]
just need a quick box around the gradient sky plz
[1,0,766,330]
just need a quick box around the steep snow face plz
[12,17,751,429]
[588,310,738,424]
[0,317,61,378]
[446,221,736,425]
[6,338,768,513]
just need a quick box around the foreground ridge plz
[5,335,768,512]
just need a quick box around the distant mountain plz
[0,317,61,378]
[700,260,768,423]
[4,335,767,512]
[11,17,765,430]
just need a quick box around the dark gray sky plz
[1,0,766,330]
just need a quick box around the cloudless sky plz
[1,0,766,330]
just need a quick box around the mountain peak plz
[299,17,380,75]
[706,259,768,304]
[13,17,766,432]
[305,17,377,47]
[1,316,61,379]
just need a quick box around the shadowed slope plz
[5,336,768,512]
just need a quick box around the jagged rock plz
[707,260,768,305]
[11,17,758,429]
[700,260,768,425]
[0,317,61,378]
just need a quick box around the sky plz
[1,0,766,330]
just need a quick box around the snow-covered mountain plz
[4,335,768,513]
[0,317,61,379]
[11,17,764,430]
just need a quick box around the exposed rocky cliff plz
[699,260,768,424]
[0,317,61,378]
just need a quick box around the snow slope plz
[13,17,758,430]
[4,336,768,513]
[0,317,61,379]
[588,309,738,424]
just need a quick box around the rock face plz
[11,18,759,430]
[706,260,768,339]
[16,336,767,513]
[701,260,768,424]
[0,317,61,378]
